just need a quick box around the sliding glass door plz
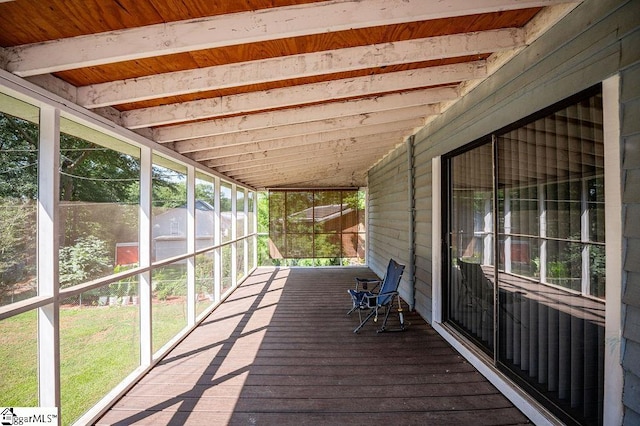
[444,87,604,426]
[447,142,495,353]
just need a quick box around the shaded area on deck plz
[97,267,530,425]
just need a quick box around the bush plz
[59,236,112,287]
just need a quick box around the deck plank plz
[97,267,530,425]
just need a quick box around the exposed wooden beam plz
[77,28,523,108]
[246,170,369,189]
[206,131,407,170]
[173,105,433,154]
[4,0,569,76]
[188,118,423,161]
[231,155,379,187]
[121,62,483,129]
[154,91,446,143]
[215,142,397,174]
[228,154,378,181]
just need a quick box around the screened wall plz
[444,87,604,425]
[0,88,257,425]
[268,189,365,265]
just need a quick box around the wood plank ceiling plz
[0,0,581,189]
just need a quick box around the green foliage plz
[261,190,365,265]
[153,267,187,300]
[257,191,269,233]
[2,111,148,295]
[59,134,140,204]
[195,255,214,295]
[152,179,186,209]
[547,261,568,279]
[0,114,39,297]
[0,114,39,200]
[0,198,36,291]
[112,264,139,297]
[343,190,365,210]
[195,181,215,205]
[59,236,112,288]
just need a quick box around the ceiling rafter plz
[206,131,408,169]
[187,118,424,161]
[173,105,434,154]
[121,62,484,129]
[0,0,583,189]
[215,142,399,175]
[4,0,569,76]
[237,164,379,188]
[76,28,524,109]
[154,90,445,143]
[230,155,381,182]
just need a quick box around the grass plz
[0,301,191,426]
[0,310,38,407]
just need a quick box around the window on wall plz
[444,87,604,426]
[268,189,365,265]
[0,93,39,306]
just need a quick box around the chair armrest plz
[364,290,398,307]
[355,277,381,291]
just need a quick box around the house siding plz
[367,0,639,422]
[413,149,434,321]
[366,144,411,302]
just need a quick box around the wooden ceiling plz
[0,0,580,189]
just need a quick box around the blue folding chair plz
[347,259,406,333]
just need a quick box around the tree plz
[59,135,140,204]
[59,236,112,287]
[0,113,39,298]
[0,111,181,299]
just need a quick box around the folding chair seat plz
[347,259,405,333]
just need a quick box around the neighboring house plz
[153,200,237,261]
[116,200,237,263]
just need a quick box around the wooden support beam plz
[173,105,433,154]
[4,0,568,76]
[207,131,407,170]
[153,91,445,143]
[187,118,423,161]
[121,62,484,129]
[77,28,523,108]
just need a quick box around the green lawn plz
[1,301,190,426]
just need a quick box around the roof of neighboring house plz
[290,204,355,222]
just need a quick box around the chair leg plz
[377,306,393,333]
[353,309,377,333]
[376,303,409,333]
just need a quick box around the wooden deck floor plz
[97,267,531,425]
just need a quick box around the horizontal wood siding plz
[367,0,639,421]
[413,151,434,321]
[367,145,410,301]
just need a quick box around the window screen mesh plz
[268,190,364,260]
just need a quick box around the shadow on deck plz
[97,267,530,425]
